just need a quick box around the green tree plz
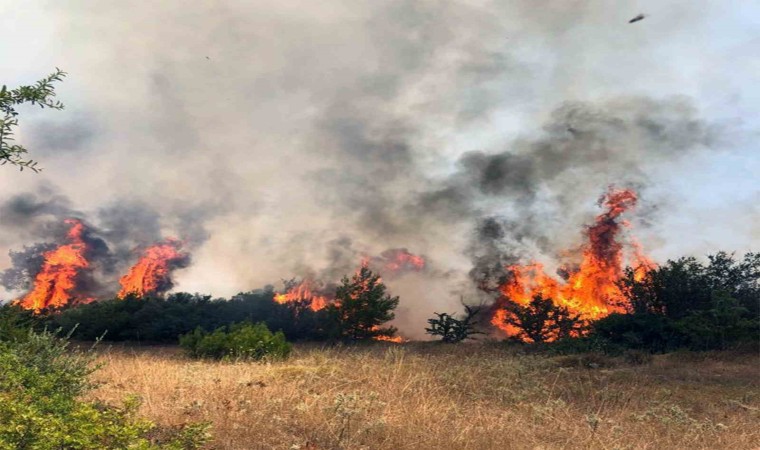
[1,68,66,172]
[326,265,400,341]
[619,252,759,319]
[674,291,758,350]
[498,295,584,343]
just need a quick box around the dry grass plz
[87,343,760,450]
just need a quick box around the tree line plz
[0,251,752,354]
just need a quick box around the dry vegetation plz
[87,343,760,450]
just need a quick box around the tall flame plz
[16,219,90,312]
[118,239,188,298]
[492,188,655,338]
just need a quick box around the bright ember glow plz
[373,248,425,275]
[492,188,656,339]
[118,239,188,298]
[16,219,90,312]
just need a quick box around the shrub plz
[425,304,483,343]
[672,291,759,351]
[591,313,681,353]
[179,322,292,360]
[0,328,209,449]
[0,304,36,342]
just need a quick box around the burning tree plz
[118,239,190,298]
[490,187,654,341]
[274,278,332,312]
[493,295,583,343]
[326,265,399,341]
[15,219,92,312]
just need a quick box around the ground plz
[87,343,759,450]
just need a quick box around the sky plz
[0,0,757,334]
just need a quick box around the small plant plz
[179,322,292,360]
[326,391,386,447]
[0,327,208,449]
[426,303,483,343]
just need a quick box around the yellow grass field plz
[88,343,760,450]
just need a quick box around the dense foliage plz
[47,289,328,342]
[519,252,759,353]
[16,251,760,354]
[599,252,759,351]
[324,266,399,341]
[47,267,401,344]
[0,306,210,449]
[179,322,291,360]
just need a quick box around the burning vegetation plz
[369,248,426,276]
[118,239,189,298]
[274,278,332,312]
[15,219,92,312]
[490,187,655,341]
[9,186,755,351]
[9,222,190,311]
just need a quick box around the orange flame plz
[274,279,332,311]
[374,248,425,275]
[492,188,655,339]
[16,219,91,312]
[118,239,188,298]
[371,326,406,343]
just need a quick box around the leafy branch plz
[0,68,67,172]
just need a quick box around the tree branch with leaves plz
[1,68,67,172]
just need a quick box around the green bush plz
[46,289,330,343]
[673,291,759,351]
[179,322,292,360]
[591,313,681,353]
[0,304,36,342]
[0,328,210,449]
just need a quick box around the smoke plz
[0,1,757,335]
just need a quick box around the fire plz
[373,248,425,275]
[371,325,406,343]
[118,239,188,298]
[16,219,91,312]
[274,279,332,311]
[491,188,655,338]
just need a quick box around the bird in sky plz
[629,14,646,24]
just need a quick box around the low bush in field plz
[179,322,292,361]
[0,320,210,449]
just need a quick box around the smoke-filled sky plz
[0,1,758,332]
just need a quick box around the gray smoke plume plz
[0,1,756,336]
